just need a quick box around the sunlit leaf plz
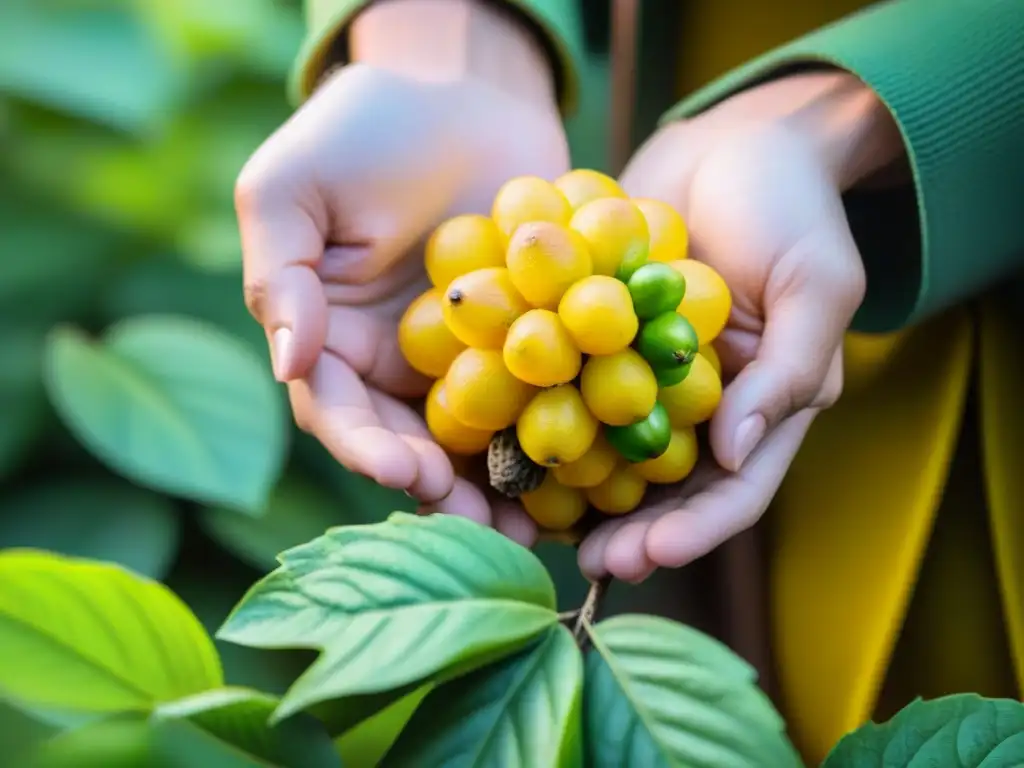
[334,687,429,768]
[583,614,802,768]
[25,717,152,768]
[218,512,558,727]
[822,694,1024,767]
[381,627,583,767]
[200,475,346,573]
[43,316,287,513]
[0,550,222,714]
[0,478,180,580]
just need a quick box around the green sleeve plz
[292,0,585,115]
[662,0,1024,333]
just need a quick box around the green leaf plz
[151,687,341,768]
[822,694,1024,767]
[334,687,429,768]
[43,316,287,513]
[0,3,185,134]
[0,478,180,580]
[381,626,583,767]
[0,549,223,714]
[25,717,153,768]
[583,614,802,768]
[200,475,347,572]
[218,512,558,726]
[0,328,47,479]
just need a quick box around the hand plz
[496,71,905,578]
[235,0,569,523]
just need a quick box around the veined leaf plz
[381,626,583,768]
[822,694,1024,767]
[583,614,802,768]
[0,550,222,714]
[218,512,558,725]
[43,316,287,514]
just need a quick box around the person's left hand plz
[492,71,905,580]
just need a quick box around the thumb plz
[710,226,865,471]
[236,171,329,382]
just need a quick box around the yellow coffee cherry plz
[669,259,732,345]
[425,214,506,289]
[491,176,572,238]
[425,379,493,456]
[503,309,582,388]
[580,349,658,426]
[699,343,722,378]
[505,221,592,309]
[658,353,722,428]
[558,275,638,355]
[633,427,699,483]
[397,288,467,378]
[516,384,598,467]
[553,434,618,488]
[521,472,588,531]
[569,197,649,279]
[586,464,648,515]
[445,348,536,431]
[554,169,627,209]
[442,267,531,349]
[634,198,688,263]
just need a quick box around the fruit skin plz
[634,198,688,263]
[424,214,506,289]
[700,343,722,377]
[503,309,582,387]
[605,401,672,462]
[635,312,700,381]
[505,221,592,309]
[626,262,686,320]
[658,352,722,428]
[442,267,531,349]
[569,197,649,279]
[554,169,626,209]
[398,289,468,378]
[445,348,536,430]
[553,434,618,488]
[668,259,732,344]
[425,379,493,455]
[654,362,691,388]
[580,348,658,426]
[633,427,699,483]
[520,472,588,531]
[516,385,598,467]
[487,427,545,498]
[558,275,638,355]
[586,463,648,515]
[491,176,572,238]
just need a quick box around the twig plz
[558,609,581,623]
[573,576,611,646]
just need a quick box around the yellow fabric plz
[677,2,1024,763]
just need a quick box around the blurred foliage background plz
[0,1,592,756]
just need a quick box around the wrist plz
[350,0,558,111]
[704,71,905,191]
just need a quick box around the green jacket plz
[294,0,1024,335]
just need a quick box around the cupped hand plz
[235,61,569,522]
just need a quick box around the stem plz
[573,576,610,646]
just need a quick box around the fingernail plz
[733,414,766,470]
[271,327,293,381]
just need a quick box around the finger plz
[236,168,328,382]
[368,389,454,503]
[420,477,492,527]
[604,520,657,584]
[301,350,420,490]
[711,228,864,471]
[646,409,817,568]
[493,500,539,549]
[326,306,432,399]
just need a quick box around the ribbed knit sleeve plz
[662,0,1024,332]
[292,0,585,115]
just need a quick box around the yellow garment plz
[677,3,1024,764]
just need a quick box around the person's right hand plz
[235,2,569,523]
